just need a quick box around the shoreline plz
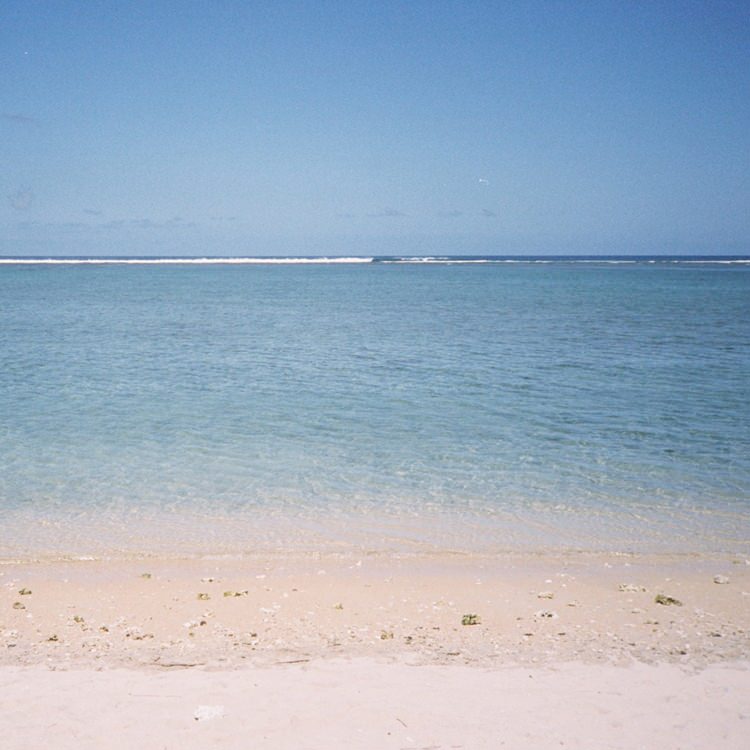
[3,546,747,565]
[5,498,748,563]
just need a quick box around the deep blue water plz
[1,257,749,558]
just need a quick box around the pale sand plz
[2,658,749,749]
[2,552,749,747]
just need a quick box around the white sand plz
[2,658,748,749]
[2,552,749,747]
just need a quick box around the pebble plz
[713,575,730,585]
[654,594,682,607]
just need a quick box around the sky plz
[2,1,749,257]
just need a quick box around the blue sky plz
[2,1,749,256]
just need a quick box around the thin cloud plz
[83,209,103,216]
[2,112,37,125]
[8,187,34,211]
[368,208,407,218]
[480,209,497,217]
[128,217,196,229]
[437,210,463,218]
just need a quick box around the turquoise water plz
[1,258,749,558]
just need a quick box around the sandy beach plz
[3,657,749,750]
[2,551,749,748]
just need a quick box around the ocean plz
[1,256,749,559]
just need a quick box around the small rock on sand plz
[534,610,558,619]
[654,594,682,607]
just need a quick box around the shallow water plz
[1,257,748,558]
